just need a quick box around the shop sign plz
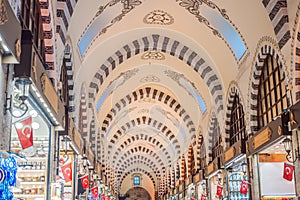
[206,162,215,176]
[253,127,272,150]
[224,146,236,163]
[40,72,59,114]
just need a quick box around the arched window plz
[229,94,246,145]
[257,55,288,129]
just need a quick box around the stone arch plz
[63,44,76,116]
[249,43,290,133]
[293,3,300,101]
[89,34,224,113]
[262,0,291,49]
[114,146,168,168]
[224,82,246,149]
[110,132,173,165]
[207,112,220,162]
[101,86,196,143]
[89,115,96,153]
[79,84,88,139]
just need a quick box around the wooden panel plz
[224,146,236,163]
[253,127,272,149]
[258,154,286,162]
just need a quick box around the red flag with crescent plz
[15,117,33,149]
[283,162,294,181]
[80,174,89,189]
[200,194,207,200]
[216,185,223,196]
[239,181,248,194]
[91,186,98,198]
[61,162,72,183]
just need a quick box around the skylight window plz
[201,7,247,60]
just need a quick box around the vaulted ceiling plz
[64,0,282,195]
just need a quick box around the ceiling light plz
[31,122,40,129]
[29,110,38,117]
[15,122,23,129]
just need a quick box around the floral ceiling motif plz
[143,10,174,25]
[141,51,166,60]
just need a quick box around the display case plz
[11,138,48,200]
[227,172,249,199]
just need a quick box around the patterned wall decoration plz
[143,10,174,25]
[88,34,224,115]
[262,0,291,49]
[141,51,166,60]
[249,44,287,132]
[39,0,56,83]
[99,87,196,144]
[56,0,78,43]
[224,83,244,149]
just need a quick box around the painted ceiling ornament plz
[142,51,165,60]
[143,10,174,25]
[140,75,160,83]
[0,0,8,25]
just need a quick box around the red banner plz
[216,185,223,196]
[283,162,294,181]
[80,175,89,189]
[14,117,33,149]
[239,181,248,194]
[61,162,72,183]
[200,194,207,200]
[91,186,99,198]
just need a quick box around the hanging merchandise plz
[0,155,18,200]
[61,162,72,183]
[14,117,33,149]
[91,186,99,198]
[216,185,223,197]
[200,194,207,200]
[283,162,294,181]
[239,181,249,194]
[80,174,90,190]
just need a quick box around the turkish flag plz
[239,181,248,194]
[216,185,223,196]
[15,117,33,149]
[283,162,294,181]
[101,194,105,200]
[91,186,99,198]
[190,198,195,200]
[61,162,72,183]
[200,194,207,200]
[80,175,89,189]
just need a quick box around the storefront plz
[193,170,207,200]
[223,139,250,200]
[8,28,65,199]
[247,111,297,199]
[206,159,224,200]
[185,176,195,200]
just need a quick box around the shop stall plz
[223,139,250,200]
[206,159,224,200]
[247,111,297,199]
